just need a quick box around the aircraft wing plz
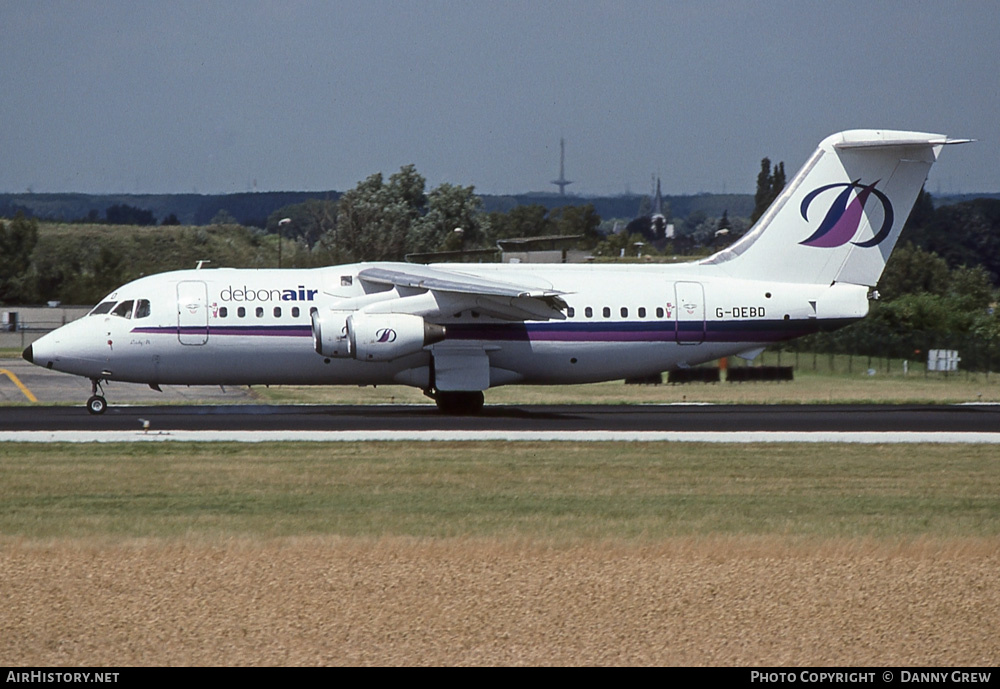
[358,265,565,299]
[357,265,569,321]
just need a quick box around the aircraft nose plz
[22,344,33,364]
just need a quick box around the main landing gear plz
[87,378,107,415]
[428,389,485,415]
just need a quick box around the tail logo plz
[799,180,894,248]
[375,328,397,343]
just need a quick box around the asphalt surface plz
[4,356,1000,434]
[1,356,253,405]
[2,401,999,433]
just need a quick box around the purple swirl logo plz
[375,328,397,343]
[799,180,894,248]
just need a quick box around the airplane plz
[22,129,967,415]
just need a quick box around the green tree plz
[333,165,427,262]
[915,199,1000,285]
[548,204,601,248]
[0,212,39,303]
[902,187,934,235]
[876,243,950,298]
[267,199,337,250]
[947,264,994,312]
[751,158,785,224]
[408,183,486,254]
[105,204,155,226]
[387,164,427,216]
[481,204,601,248]
[483,205,553,243]
[209,209,239,226]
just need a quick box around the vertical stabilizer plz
[704,130,966,286]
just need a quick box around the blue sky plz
[2,1,997,196]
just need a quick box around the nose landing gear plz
[87,378,107,415]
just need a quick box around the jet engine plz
[311,309,445,361]
[311,308,352,358]
[348,313,446,361]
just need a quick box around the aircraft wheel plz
[434,390,485,415]
[86,395,107,415]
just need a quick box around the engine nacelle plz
[311,308,352,358]
[348,313,446,362]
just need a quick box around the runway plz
[4,357,1000,442]
[2,403,999,443]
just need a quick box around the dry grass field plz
[1,442,998,666]
[3,537,997,666]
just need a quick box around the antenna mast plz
[551,138,573,196]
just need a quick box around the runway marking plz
[2,431,1000,443]
[0,369,38,403]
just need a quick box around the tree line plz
[0,164,602,305]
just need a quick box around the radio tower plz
[551,138,573,196]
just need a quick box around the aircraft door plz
[177,280,209,345]
[674,281,705,344]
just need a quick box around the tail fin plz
[704,130,968,286]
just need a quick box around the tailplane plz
[704,130,968,286]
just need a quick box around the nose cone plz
[23,321,106,377]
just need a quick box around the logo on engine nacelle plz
[375,328,397,343]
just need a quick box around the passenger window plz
[603,307,611,318]
[273,307,282,318]
[90,301,116,316]
[638,307,646,318]
[585,307,593,318]
[256,307,264,318]
[292,307,300,318]
[656,307,664,318]
[238,307,246,318]
[111,300,134,319]
[567,307,575,318]
[218,306,228,318]
[134,299,151,319]
[620,307,628,318]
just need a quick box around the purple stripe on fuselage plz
[447,319,851,344]
[132,326,312,337]
[132,318,856,344]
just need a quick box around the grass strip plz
[1,441,997,541]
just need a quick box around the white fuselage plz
[27,261,869,391]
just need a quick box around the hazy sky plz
[2,1,997,197]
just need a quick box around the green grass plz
[250,351,1000,406]
[2,442,997,541]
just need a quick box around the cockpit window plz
[134,299,151,319]
[90,301,116,316]
[111,300,135,319]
